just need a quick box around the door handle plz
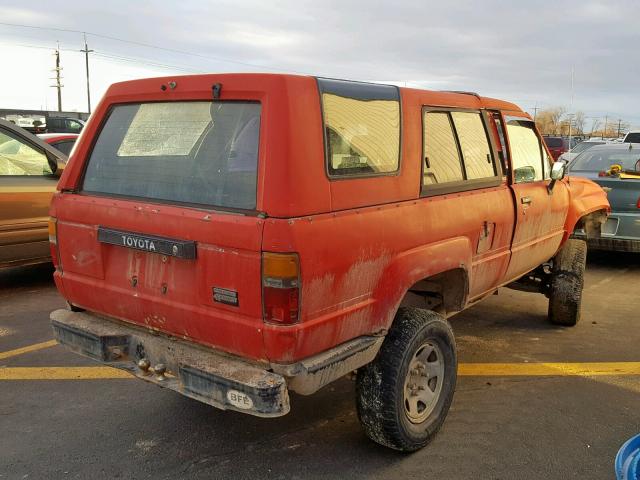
[521,196,532,205]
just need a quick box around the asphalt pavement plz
[1,251,639,479]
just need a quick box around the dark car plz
[45,117,85,134]
[37,133,79,156]
[543,136,571,161]
[570,143,640,252]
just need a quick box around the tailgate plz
[54,195,265,359]
[52,99,267,360]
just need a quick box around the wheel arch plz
[373,237,473,331]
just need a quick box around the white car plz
[559,138,607,163]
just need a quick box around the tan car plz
[0,118,67,268]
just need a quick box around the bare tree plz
[573,111,586,136]
[535,107,566,135]
[589,118,601,136]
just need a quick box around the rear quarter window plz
[82,101,260,210]
[319,78,400,177]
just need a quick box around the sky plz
[0,0,638,129]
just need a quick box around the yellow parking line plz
[0,339,58,360]
[458,362,640,376]
[0,366,131,380]
[0,362,639,380]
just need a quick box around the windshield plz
[82,101,261,210]
[571,148,640,172]
[570,141,604,154]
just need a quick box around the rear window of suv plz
[82,101,261,210]
[544,137,563,148]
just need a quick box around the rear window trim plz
[317,77,403,180]
[76,190,262,217]
[77,100,262,213]
[420,106,502,197]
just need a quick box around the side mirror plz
[54,160,66,177]
[46,152,66,177]
[514,165,536,183]
[548,161,566,193]
[550,161,566,180]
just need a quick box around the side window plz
[319,78,400,177]
[67,120,83,132]
[0,129,52,176]
[450,112,495,179]
[52,140,75,156]
[505,118,544,183]
[423,112,463,184]
[423,109,498,187]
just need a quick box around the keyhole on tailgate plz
[131,276,138,288]
[161,283,168,295]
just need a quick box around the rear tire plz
[356,307,457,452]
[548,239,587,326]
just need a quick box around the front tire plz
[548,239,587,326]
[356,307,457,452]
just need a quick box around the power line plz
[92,52,205,73]
[0,41,77,52]
[1,40,208,73]
[0,21,305,74]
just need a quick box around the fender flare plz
[563,177,610,241]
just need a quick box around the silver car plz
[558,139,606,163]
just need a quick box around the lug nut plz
[154,363,167,381]
[138,358,150,373]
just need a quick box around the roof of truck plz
[104,73,525,116]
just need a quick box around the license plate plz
[602,217,619,236]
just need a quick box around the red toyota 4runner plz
[49,74,609,451]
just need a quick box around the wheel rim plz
[403,341,445,424]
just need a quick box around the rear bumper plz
[51,309,289,418]
[574,213,640,253]
[51,309,385,416]
[581,236,640,253]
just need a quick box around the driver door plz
[0,122,64,266]
[503,116,569,281]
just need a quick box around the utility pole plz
[80,33,94,113]
[50,42,63,112]
[603,116,608,138]
[531,103,539,121]
[617,119,622,138]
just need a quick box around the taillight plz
[48,217,61,270]
[637,196,640,209]
[262,252,300,325]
